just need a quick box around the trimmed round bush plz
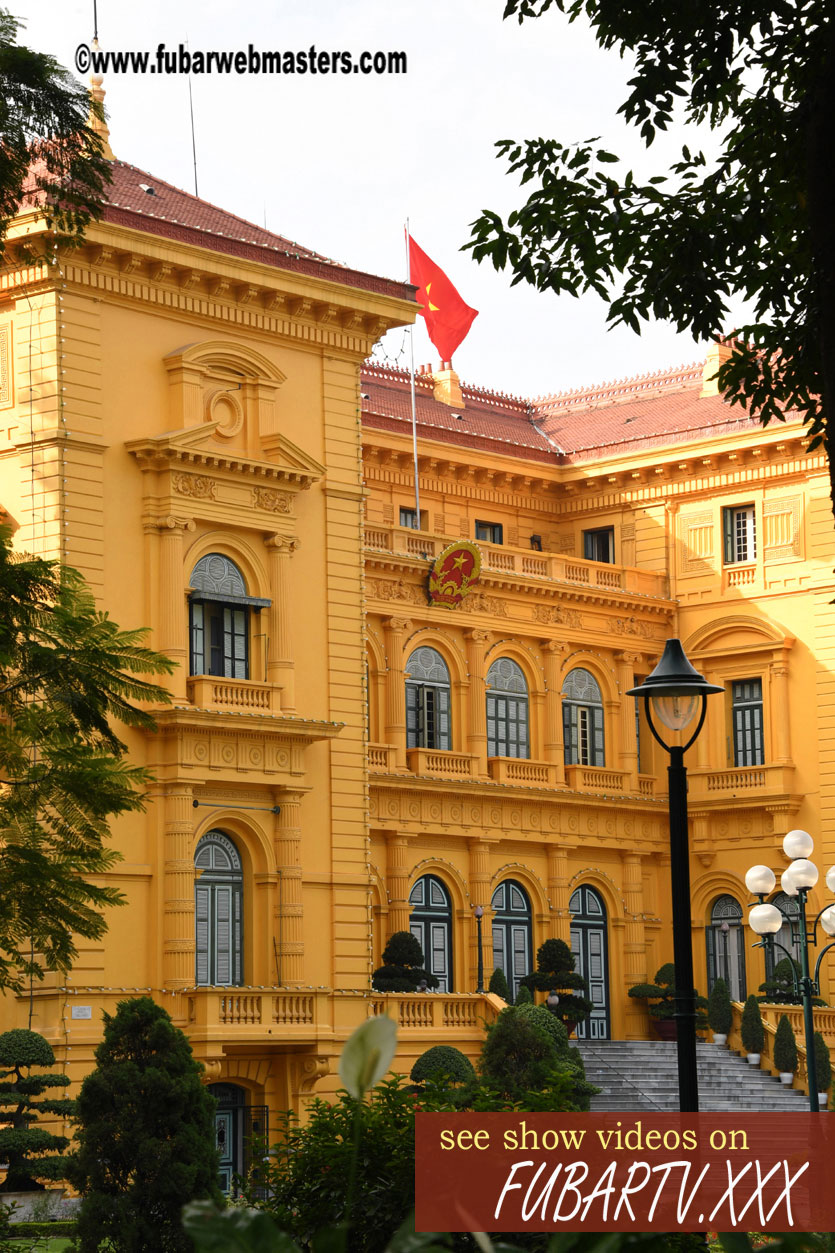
[410,1045,475,1085]
[517,1003,569,1054]
[773,1014,798,1074]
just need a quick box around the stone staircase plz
[574,1040,813,1112]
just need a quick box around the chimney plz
[700,337,734,398]
[432,360,464,410]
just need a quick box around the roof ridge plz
[111,159,337,265]
[534,359,704,410]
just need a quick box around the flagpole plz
[405,220,421,528]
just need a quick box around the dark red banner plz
[415,1113,835,1232]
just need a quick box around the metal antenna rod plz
[187,67,199,197]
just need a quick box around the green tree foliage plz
[488,966,511,1002]
[0,529,173,990]
[759,956,805,1005]
[67,997,222,1253]
[628,964,709,1027]
[410,1046,475,1085]
[0,9,111,259]
[479,1004,595,1110]
[372,931,439,992]
[519,938,592,1028]
[707,977,732,1036]
[740,993,765,1054]
[514,983,532,1005]
[467,0,835,522]
[814,1030,831,1092]
[0,1029,74,1191]
[773,1014,798,1074]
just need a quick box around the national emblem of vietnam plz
[427,541,482,608]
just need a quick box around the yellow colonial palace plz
[1,103,833,1175]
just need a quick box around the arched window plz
[765,890,801,982]
[195,831,243,986]
[562,668,604,766]
[706,894,746,1000]
[189,554,269,680]
[409,874,453,991]
[486,658,530,759]
[490,879,532,1001]
[406,647,451,751]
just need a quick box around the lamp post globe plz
[789,859,819,890]
[749,903,783,935]
[745,865,776,897]
[783,830,814,860]
[826,866,835,894]
[821,906,835,938]
[780,868,800,898]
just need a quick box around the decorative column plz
[541,642,568,785]
[622,852,648,1038]
[156,515,194,701]
[616,651,642,790]
[384,617,410,769]
[547,844,572,944]
[770,659,792,764]
[274,790,304,986]
[265,535,297,710]
[465,630,491,778]
[385,833,412,936]
[163,781,195,989]
[468,839,492,989]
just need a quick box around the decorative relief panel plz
[611,617,662,639]
[252,486,292,513]
[366,577,427,606]
[173,473,217,500]
[533,604,583,628]
[679,510,714,574]
[468,593,509,617]
[763,496,802,560]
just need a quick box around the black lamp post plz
[628,639,724,1113]
[474,905,485,994]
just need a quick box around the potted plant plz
[741,994,765,1064]
[628,964,708,1041]
[0,1029,75,1221]
[773,1014,798,1084]
[814,1031,831,1107]
[708,977,732,1046]
[518,939,592,1035]
[372,932,439,992]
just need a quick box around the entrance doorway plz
[569,885,610,1039]
[706,895,747,1001]
[490,880,533,1002]
[208,1083,268,1196]
[409,874,453,991]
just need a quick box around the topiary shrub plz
[0,1029,75,1192]
[372,932,440,993]
[814,1031,831,1093]
[773,1014,798,1074]
[410,1046,475,1085]
[479,1006,596,1110]
[519,938,592,1029]
[67,996,222,1253]
[514,984,532,1005]
[488,967,511,1002]
[740,993,765,1054]
[629,964,709,1027]
[759,957,803,1005]
[708,977,732,1036]
[516,1003,569,1054]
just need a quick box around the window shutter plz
[723,508,734,562]
[519,699,530,759]
[563,702,576,765]
[486,692,498,758]
[190,603,204,676]
[438,685,451,750]
[215,886,232,985]
[195,886,210,985]
[406,684,419,748]
[592,706,605,766]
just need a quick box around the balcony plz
[687,762,796,802]
[487,757,556,787]
[364,526,667,599]
[187,676,280,713]
[183,987,332,1044]
[564,764,628,794]
[368,743,396,772]
[369,992,501,1033]
[405,748,478,779]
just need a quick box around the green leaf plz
[338,1015,398,1099]
[183,1201,302,1253]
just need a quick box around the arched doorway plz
[195,832,243,986]
[409,874,453,991]
[490,880,533,1002]
[569,885,610,1039]
[208,1083,268,1196]
[706,895,746,1001]
[765,891,801,984]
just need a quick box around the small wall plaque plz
[71,1005,92,1020]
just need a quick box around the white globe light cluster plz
[746,829,835,944]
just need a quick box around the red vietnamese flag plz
[408,235,478,361]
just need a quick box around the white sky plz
[20,1,730,399]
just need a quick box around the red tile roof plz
[99,160,413,301]
[361,360,786,465]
